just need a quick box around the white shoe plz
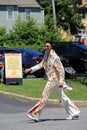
[27,114,39,122]
[72,111,80,120]
[66,115,79,120]
[67,111,80,120]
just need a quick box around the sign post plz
[4,53,23,85]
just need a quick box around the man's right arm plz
[24,61,43,74]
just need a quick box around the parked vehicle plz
[53,42,87,73]
[14,48,44,78]
[74,34,87,45]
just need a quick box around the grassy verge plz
[0,77,87,100]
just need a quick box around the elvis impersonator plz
[24,41,80,122]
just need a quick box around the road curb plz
[0,90,87,107]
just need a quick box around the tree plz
[56,0,83,34]
[37,0,83,34]
[7,17,63,50]
[7,17,41,49]
[37,0,52,14]
[0,27,7,47]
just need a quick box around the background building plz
[0,0,44,32]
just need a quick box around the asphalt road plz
[0,94,87,130]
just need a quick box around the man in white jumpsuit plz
[25,41,80,122]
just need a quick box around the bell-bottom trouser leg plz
[28,80,80,117]
[53,84,80,116]
[28,80,54,116]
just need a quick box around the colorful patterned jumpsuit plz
[28,49,80,118]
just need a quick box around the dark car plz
[53,42,87,73]
[14,48,45,78]
[0,47,45,78]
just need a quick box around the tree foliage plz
[8,17,39,47]
[0,27,7,47]
[37,0,83,34]
[6,17,63,50]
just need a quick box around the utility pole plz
[52,0,57,29]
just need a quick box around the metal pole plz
[52,0,57,29]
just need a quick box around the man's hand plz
[58,82,63,88]
[24,68,31,74]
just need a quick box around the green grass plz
[0,77,87,100]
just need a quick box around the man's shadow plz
[39,118,66,122]
[27,118,67,123]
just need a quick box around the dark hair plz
[45,40,55,49]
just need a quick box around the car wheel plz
[23,73,27,78]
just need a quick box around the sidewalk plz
[0,90,87,107]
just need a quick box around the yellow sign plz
[5,53,22,78]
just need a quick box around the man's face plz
[45,43,52,54]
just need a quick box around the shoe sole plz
[27,114,39,122]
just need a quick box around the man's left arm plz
[54,58,65,87]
